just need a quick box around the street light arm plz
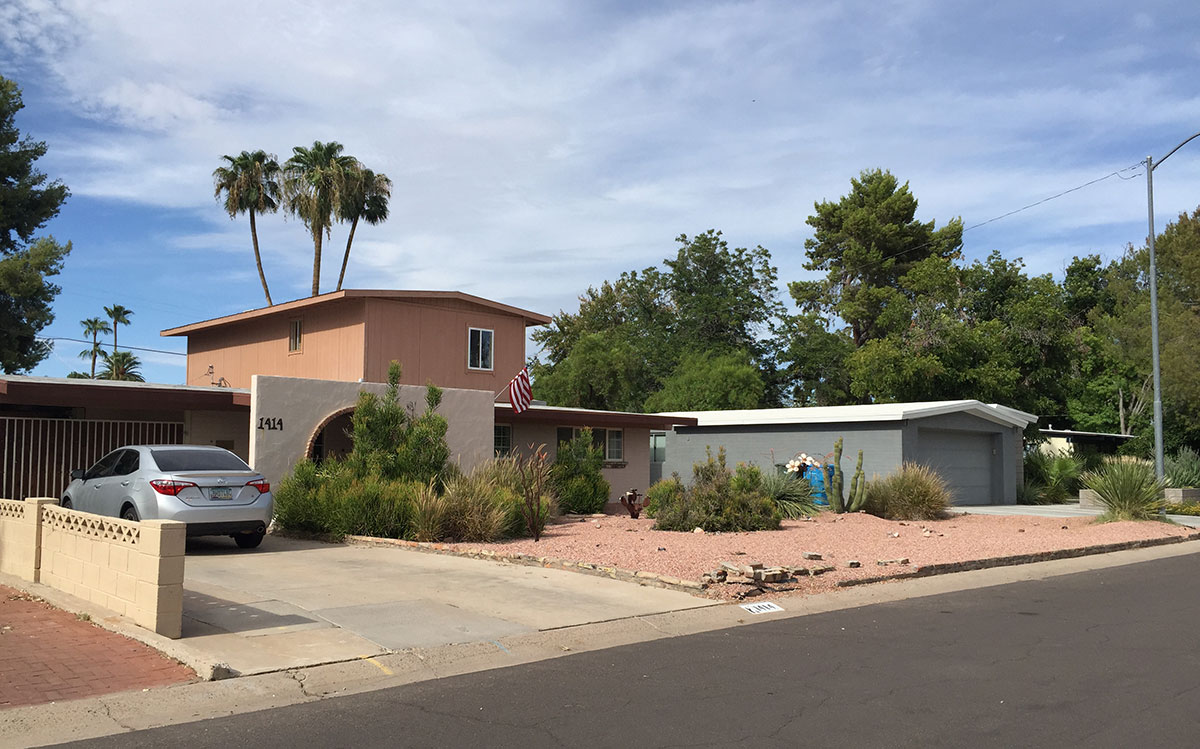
[1153,129,1200,170]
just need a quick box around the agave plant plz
[1166,447,1200,489]
[1081,456,1166,522]
[760,470,818,519]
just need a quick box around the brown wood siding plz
[186,299,367,389]
[362,298,527,390]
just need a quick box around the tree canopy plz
[0,75,70,373]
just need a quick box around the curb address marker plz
[740,601,784,614]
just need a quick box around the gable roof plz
[160,289,552,337]
[657,400,1037,430]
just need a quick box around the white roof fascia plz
[658,400,1036,430]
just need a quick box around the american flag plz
[508,367,533,414]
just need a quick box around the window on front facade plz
[494,424,512,457]
[289,319,303,352]
[650,433,666,463]
[556,427,624,461]
[468,328,493,370]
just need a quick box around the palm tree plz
[104,304,133,353]
[336,165,393,291]
[213,150,281,305]
[78,316,111,378]
[98,350,144,382]
[284,141,356,296]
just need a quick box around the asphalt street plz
[66,553,1200,748]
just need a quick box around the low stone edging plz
[342,534,708,595]
[836,530,1200,588]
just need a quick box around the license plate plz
[209,487,233,500]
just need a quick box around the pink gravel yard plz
[443,513,1199,599]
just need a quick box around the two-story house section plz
[160,289,551,392]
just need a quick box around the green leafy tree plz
[213,149,282,305]
[790,169,964,348]
[643,350,765,412]
[78,316,111,378]
[98,350,144,381]
[533,231,784,411]
[0,76,70,373]
[284,141,357,296]
[336,165,392,291]
[103,304,133,353]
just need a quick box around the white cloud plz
[3,0,1200,334]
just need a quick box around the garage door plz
[915,429,995,505]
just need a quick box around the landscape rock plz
[847,560,862,568]
[801,551,822,560]
[693,527,705,534]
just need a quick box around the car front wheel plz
[60,497,72,509]
[121,505,140,522]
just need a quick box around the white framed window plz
[288,319,303,353]
[468,328,493,370]
[556,426,624,462]
[494,424,512,457]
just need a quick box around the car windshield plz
[150,448,251,472]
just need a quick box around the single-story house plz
[656,400,1037,505]
[1039,427,1133,456]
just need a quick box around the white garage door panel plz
[916,429,994,505]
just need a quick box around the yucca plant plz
[1166,447,1200,489]
[1082,457,1166,521]
[760,470,819,519]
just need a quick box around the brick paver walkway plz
[0,585,194,709]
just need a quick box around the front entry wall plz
[250,375,495,487]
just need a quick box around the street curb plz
[0,572,227,682]
[836,531,1200,587]
[340,534,708,595]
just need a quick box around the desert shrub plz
[551,428,611,514]
[652,448,782,532]
[514,444,554,540]
[347,361,451,486]
[1023,449,1083,504]
[273,459,416,539]
[1082,456,1166,521]
[1164,502,1200,516]
[1166,447,1200,489]
[644,477,684,518]
[759,470,818,519]
[1015,480,1046,506]
[441,472,516,542]
[865,463,951,521]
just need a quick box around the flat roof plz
[0,375,250,410]
[495,403,698,430]
[1040,428,1134,440]
[161,289,553,337]
[657,400,1037,430]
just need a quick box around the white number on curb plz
[740,602,784,615]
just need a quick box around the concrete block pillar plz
[130,519,187,639]
[24,498,59,583]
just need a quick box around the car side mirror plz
[70,469,85,481]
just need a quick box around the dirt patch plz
[441,512,1199,599]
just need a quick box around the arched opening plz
[308,409,355,463]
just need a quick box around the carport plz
[658,400,1035,505]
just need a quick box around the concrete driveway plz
[180,535,714,676]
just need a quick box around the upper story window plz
[468,328,493,370]
[288,319,303,353]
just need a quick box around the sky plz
[2,0,1199,386]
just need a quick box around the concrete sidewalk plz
[178,534,715,676]
[953,503,1200,528]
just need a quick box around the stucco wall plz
[900,412,1023,504]
[184,409,251,461]
[249,375,494,487]
[662,423,904,485]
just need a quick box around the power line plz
[40,337,187,357]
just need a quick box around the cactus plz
[823,439,867,513]
[847,449,867,512]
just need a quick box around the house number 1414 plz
[257,417,284,431]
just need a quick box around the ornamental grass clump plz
[759,470,818,519]
[864,463,951,521]
[1082,456,1166,522]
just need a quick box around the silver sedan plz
[61,445,274,548]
